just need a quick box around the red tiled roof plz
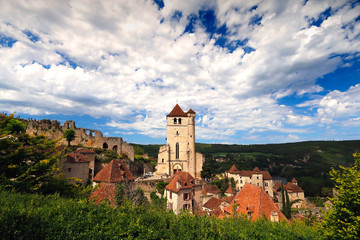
[223,195,235,204]
[285,182,304,193]
[203,197,224,210]
[202,185,221,195]
[228,166,272,180]
[187,108,196,114]
[73,148,96,154]
[228,164,240,174]
[66,153,90,163]
[167,104,188,117]
[291,178,298,183]
[225,185,236,194]
[165,172,199,193]
[93,159,135,183]
[273,182,304,193]
[223,184,286,221]
[89,182,117,207]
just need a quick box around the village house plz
[273,178,305,209]
[62,148,96,185]
[226,165,274,197]
[155,104,205,179]
[201,184,222,205]
[164,172,202,214]
[89,159,135,206]
[224,185,237,197]
[223,184,286,222]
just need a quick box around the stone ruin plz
[26,119,134,160]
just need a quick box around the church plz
[155,104,204,179]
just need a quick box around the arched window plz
[103,142,108,149]
[178,118,181,124]
[176,142,179,159]
[174,118,177,124]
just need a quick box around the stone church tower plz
[156,104,204,179]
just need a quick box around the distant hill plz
[132,140,360,196]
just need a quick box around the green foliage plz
[0,190,323,239]
[321,153,360,239]
[0,114,84,197]
[132,145,145,155]
[155,181,168,195]
[63,129,75,146]
[0,113,26,135]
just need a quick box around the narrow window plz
[174,118,177,124]
[178,118,181,124]
[68,168,71,172]
[162,158,164,163]
[170,192,172,199]
[265,182,268,186]
[176,142,179,159]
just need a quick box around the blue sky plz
[0,0,360,145]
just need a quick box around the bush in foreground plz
[0,191,322,240]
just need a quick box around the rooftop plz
[93,159,135,183]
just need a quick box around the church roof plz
[167,104,188,117]
[93,159,135,183]
[187,108,196,114]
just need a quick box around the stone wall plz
[26,119,134,160]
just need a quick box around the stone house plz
[224,185,237,197]
[201,184,222,205]
[202,197,230,213]
[273,178,305,209]
[164,172,202,214]
[226,165,274,197]
[156,104,205,179]
[62,148,96,185]
[223,184,286,222]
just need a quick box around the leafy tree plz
[0,113,26,135]
[115,182,148,208]
[63,129,75,146]
[321,153,360,239]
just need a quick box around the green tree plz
[0,114,64,194]
[321,153,360,239]
[63,129,75,146]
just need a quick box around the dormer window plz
[178,118,181,124]
[174,118,177,124]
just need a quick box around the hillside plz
[133,140,360,196]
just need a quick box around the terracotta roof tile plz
[167,104,188,117]
[89,183,117,206]
[187,108,196,114]
[203,197,224,210]
[66,153,90,163]
[291,178,298,183]
[225,185,237,194]
[223,195,235,204]
[285,182,304,193]
[202,185,221,195]
[74,148,96,154]
[165,172,199,193]
[230,166,272,180]
[93,159,135,183]
[273,182,304,193]
[228,164,240,174]
[223,184,286,221]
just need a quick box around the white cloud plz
[0,0,359,143]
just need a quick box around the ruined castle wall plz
[26,119,134,160]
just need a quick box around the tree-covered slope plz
[134,141,360,196]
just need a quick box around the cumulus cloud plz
[0,0,359,143]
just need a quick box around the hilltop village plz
[18,104,315,221]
